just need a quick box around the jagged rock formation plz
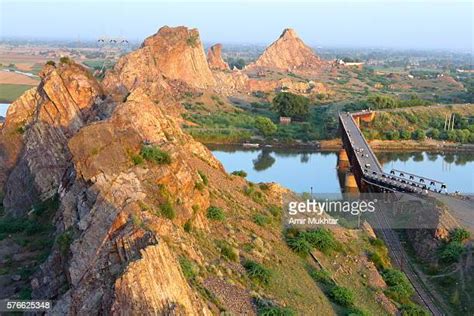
[248,28,323,71]
[1,62,106,216]
[104,26,216,98]
[207,44,229,71]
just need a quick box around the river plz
[210,145,474,194]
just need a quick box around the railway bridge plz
[338,111,447,195]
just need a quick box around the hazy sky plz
[0,0,472,51]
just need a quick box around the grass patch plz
[328,285,355,307]
[285,228,341,256]
[206,206,225,221]
[140,145,171,164]
[160,201,176,220]
[252,214,270,226]
[243,259,272,285]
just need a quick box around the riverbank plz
[203,138,474,153]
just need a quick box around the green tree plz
[399,130,411,140]
[411,129,426,141]
[255,116,277,136]
[271,92,310,119]
[427,128,440,139]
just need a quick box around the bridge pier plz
[338,148,350,170]
[344,172,358,191]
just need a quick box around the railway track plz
[373,203,444,316]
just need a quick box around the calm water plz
[0,104,9,117]
[210,145,474,194]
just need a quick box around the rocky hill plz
[248,28,323,71]
[207,44,229,71]
[0,26,397,315]
[104,26,216,97]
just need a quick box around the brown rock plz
[1,61,105,216]
[248,28,323,71]
[104,26,216,98]
[207,43,229,71]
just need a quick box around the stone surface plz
[248,28,323,71]
[207,43,229,71]
[104,25,216,98]
[1,62,105,216]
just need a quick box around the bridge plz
[338,111,448,195]
[338,111,448,316]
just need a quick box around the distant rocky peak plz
[280,28,298,39]
[207,43,229,71]
[248,27,322,71]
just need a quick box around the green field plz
[0,84,35,103]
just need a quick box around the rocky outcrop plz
[207,44,229,71]
[1,61,105,216]
[248,28,323,71]
[104,26,216,98]
[32,90,220,314]
[0,88,39,190]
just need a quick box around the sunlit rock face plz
[248,28,323,71]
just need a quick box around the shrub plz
[183,219,193,233]
[243,260,272,285]
[206,206,225,221]
[59,56,72,64]
[440,241,465,263]
[328,286,355,307]
[179,256,198,280]
[231,170,248,177]
[160,201,176,220]
[255,116,277,136]
[198,171,209,185]
[57,230,73,256]
[450,228,470,243]
[268,205,282,218]
[140,145,171,164]
[258,306,296,316]
[307,266,334,285]
[400,303,429,316]
[218,242,238,262]
[286,235,312,256]
[368,251,390,271]
[252,214,270,226]
[302,229,339,254]
[195,181,205,191]
[186,34,199,47]
[46,60,56,66]
[382,268,414,303]
[131,154,144,165]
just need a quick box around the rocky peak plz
[104,26,216,97]
[1,60,105,215]
[249,28,322,71]
[207,43,229,71]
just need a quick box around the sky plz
[0,0,472,51]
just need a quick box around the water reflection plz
[209,145,474,194]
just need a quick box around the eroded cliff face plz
[1,62,105,216]
[248,28,323,71]
[207,44,229,71]
[104,26,216,98]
